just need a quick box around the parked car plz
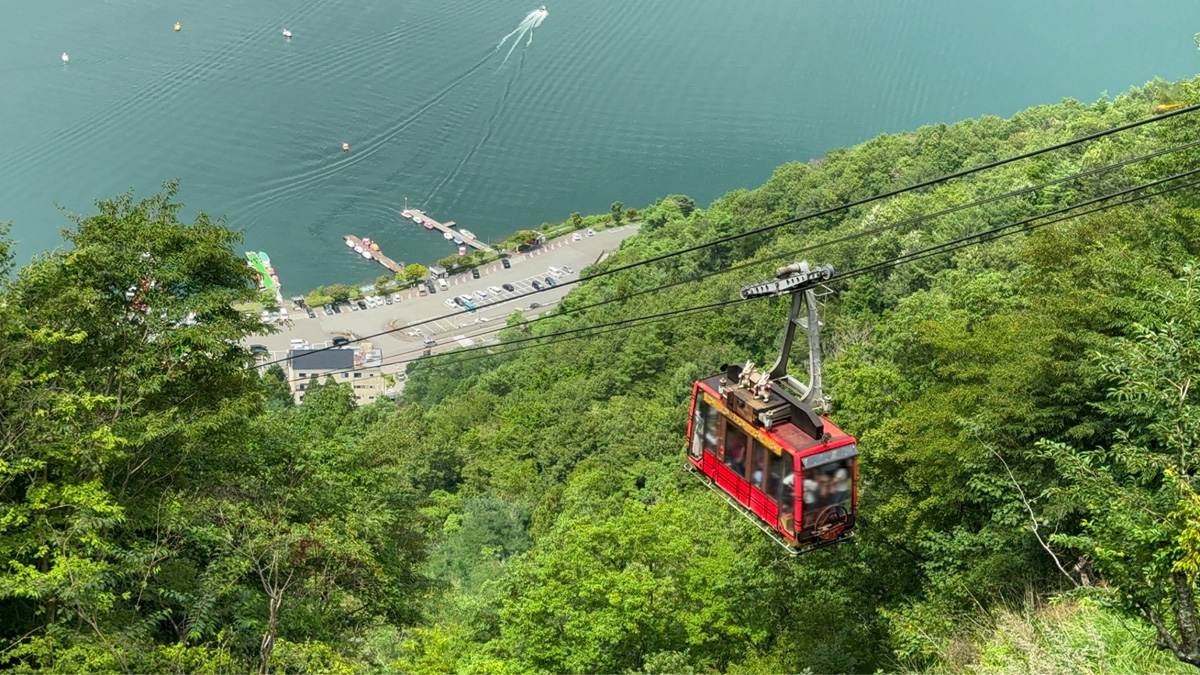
[384,294,394,305]
[445,298,459,308]
[463,300,477,311]
[419,286,428,296]
[502,283,515,292]
[357,300,368,311]
[529,302,541,309]
[488,285,502,294]
[323,304,334,315]
[474,290,488,300]
[548,266,562,278]
[422,336,437,347]
[332,303,343,313]
[456,295,471,306]
[438,278,450,290]
[531,280,543,290]
[572,232,582,241]
[563,265,575,274]
[425,281,437,294]
[306,307,317,318]
[471,268,481,279]
[545,277,557,287]
[249,344,270,356]
[332,336,351,347]
[349,302,359,311]
[260,310,271,322]
[501,258,512,269]
[290,338,309,350]
[393,293,403,303]
[586,228,595,237]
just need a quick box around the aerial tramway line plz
[687,262,857,554]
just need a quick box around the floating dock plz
[401,209,494,253]
[344,235,405,274]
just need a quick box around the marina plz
[402,209,494,253]
[344,235,405,274]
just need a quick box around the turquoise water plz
[1,0,1197,289]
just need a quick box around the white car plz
[586,228,595,237]
[445,298,458,309]
[547,266,563,278]
[279,309,289,321]
[563,265,575,274]
[393,293,403,302]
[474,290,489,300]
[572,232,582,241]
[260,310,271,322]
[488,285,503,295]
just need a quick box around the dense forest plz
[5,77,1200,673]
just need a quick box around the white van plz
[290,339,309,350]
[438,278,449,290]
[547,266,562,278]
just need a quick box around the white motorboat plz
[282,29,292,38]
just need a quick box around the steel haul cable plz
[284,167,1200,384]
[259,106,1200,369]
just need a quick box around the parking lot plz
[247,225,641,364]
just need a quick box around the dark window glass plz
[765,450,782,501]
[724,426,748,476]
[750,441,767,488]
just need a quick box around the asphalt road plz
[249,224,641,366]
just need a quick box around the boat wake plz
[497,6,548,66]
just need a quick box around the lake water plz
[1,0,1197,290]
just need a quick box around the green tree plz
[0,183,265,670]
[259,288,280,311]
[262,364,294,410]
[569,212,583,229]
[1044,268,1200,668]
[404,263,428,283]
[611,201,624,224]
[325,283,352,303]
[376,273,394,291]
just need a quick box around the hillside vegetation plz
[4,77,1200,673]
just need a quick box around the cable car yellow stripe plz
[702,392,784,456]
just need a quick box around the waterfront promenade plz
[247,225,640,368]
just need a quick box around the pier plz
[344,235,405,274]
[401,209,494,253]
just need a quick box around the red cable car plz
[686,262,858,554]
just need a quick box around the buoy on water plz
[342,142,350,152]
[175,22,181,31]
[61,52,69,64]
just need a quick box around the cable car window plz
[690,398,720,459]
[749,440,767,488]
[724,425,747,475]
[765,450,783,502]
[801,452,855,530]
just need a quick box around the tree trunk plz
[1171,572,1200,666]
[258,590,282,675]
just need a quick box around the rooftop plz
[289,348,355,371]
